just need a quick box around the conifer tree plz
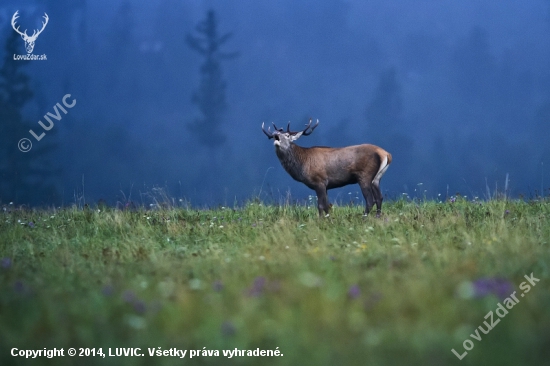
[0,31,58,204]
[186,10,238,148]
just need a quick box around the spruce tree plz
[186,10,238,148]
[365,67,402,136]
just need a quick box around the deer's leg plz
[371,158,389,217]
[359,182,375,216]
[314,186,330,217]
[372,182,383,217]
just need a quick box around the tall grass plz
[1,198,549,365]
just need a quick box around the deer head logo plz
[11,11,49,54]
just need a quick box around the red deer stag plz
[261,119,392,217]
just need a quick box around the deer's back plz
[300,144,389,185]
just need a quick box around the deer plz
[11,11,49,54]
[261,119,392,218]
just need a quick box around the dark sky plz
[1,0,549,207]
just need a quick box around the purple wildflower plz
[504,210,510,216]
[120,289,148,314]
[472,277,514,300]
[13,280,25,293]
[212,280,224,292]
[348,284,361,299]
[149,301,163,314]
[253,276,266,287]
[28,222,35,228]
[122,290,136,303]
[246,276,266,297]
[221,321,236,336]
[132,300,147,314]
[101,285,114,296]
[1,257,12,269]
[450,197,456,203]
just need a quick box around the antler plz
[261,122,275,139]
[262,121,289,139]
[11,11,26,37]
[263,119,319,139]
[287,118,319,136]
[302,118,319,136]
[30,13,49,40]
[271,122,285,132]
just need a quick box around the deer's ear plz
[289,131,303,141]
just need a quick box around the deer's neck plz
[276,144,308,183]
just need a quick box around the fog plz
[1,0,549,207]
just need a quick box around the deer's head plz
[261,119,319,151]
[11,11,49,54]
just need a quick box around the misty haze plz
[1,0,549,207]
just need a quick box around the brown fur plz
[275,142,392,217]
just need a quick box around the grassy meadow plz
[1,197,549,365]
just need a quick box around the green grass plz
[1,198,549,365]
